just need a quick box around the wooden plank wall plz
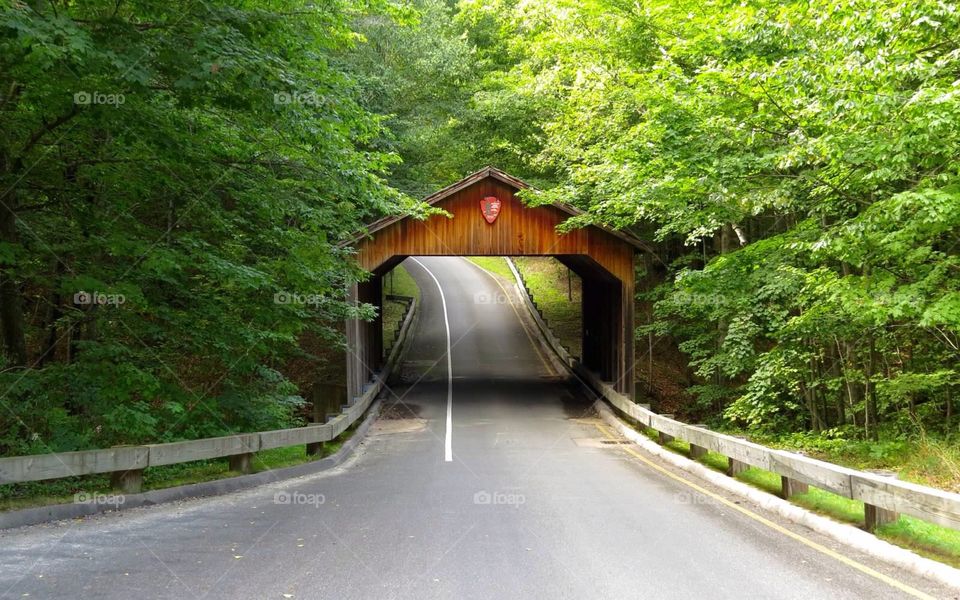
[346,277,384,403]
[558,254,635,398]
[345,283,363,402]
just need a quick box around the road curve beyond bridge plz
[0,257,950,599]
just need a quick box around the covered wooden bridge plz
[343,167,648,402]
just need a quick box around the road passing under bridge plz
[0,257,948,599]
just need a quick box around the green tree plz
[454,0,960,440]
[0,0,408,452]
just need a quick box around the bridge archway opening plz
[342,167,650,404]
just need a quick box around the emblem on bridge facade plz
[480,196,502,224]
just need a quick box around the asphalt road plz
[0,257,951,599]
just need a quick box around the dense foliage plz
[441,0,960,441]
[0,0,406,453]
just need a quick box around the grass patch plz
[0,476,111,512]
[735,467,782,496]
[663,438,690,456]
[1,417,364,513]
[466,256,514,279]
[383,262,420,299]
[718,461,960,566]
[792,488,864,526]
[725,466,960,566]
[142,459,233,491]
[695,451,729,473]
[877,516,960,569]
[641,426,660,443]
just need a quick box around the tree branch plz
[19,105,80,158]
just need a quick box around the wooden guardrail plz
[505,257,960,534]
[0,294,418,493]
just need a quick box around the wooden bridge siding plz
[345,283,363,403]
[622,277,636,399]
[558,254,635,399]
[348,174,637,402]
[581,278,611,379]
[346,277,384,404]
[354,179,634,283]
[361,276,383,377]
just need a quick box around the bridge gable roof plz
[346,166,648,253]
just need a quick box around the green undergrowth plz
[879,517,960,568]
[0,419,361,513]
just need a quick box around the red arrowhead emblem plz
[480,196,502,224]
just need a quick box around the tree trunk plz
[720,225,734,254]
[839,338,863,428]
[946,386,954,430]
[0,151,27,368]
[865,333,879,440]
[730,223,748,247]
[38,260,64,367]
[827,343,845,425]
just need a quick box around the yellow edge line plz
[463,258,558,377]
[592,422,934,600]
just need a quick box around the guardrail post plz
[780,476,809,499]
[865,504,899,532]
[110,468,144,494]
[689,425,708,460]
[864,470,900,532]
[306,382,331,456]
[327,384,347,420]
[727,458,748,477]
[229,453,253,474]
[657,414,675,445]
